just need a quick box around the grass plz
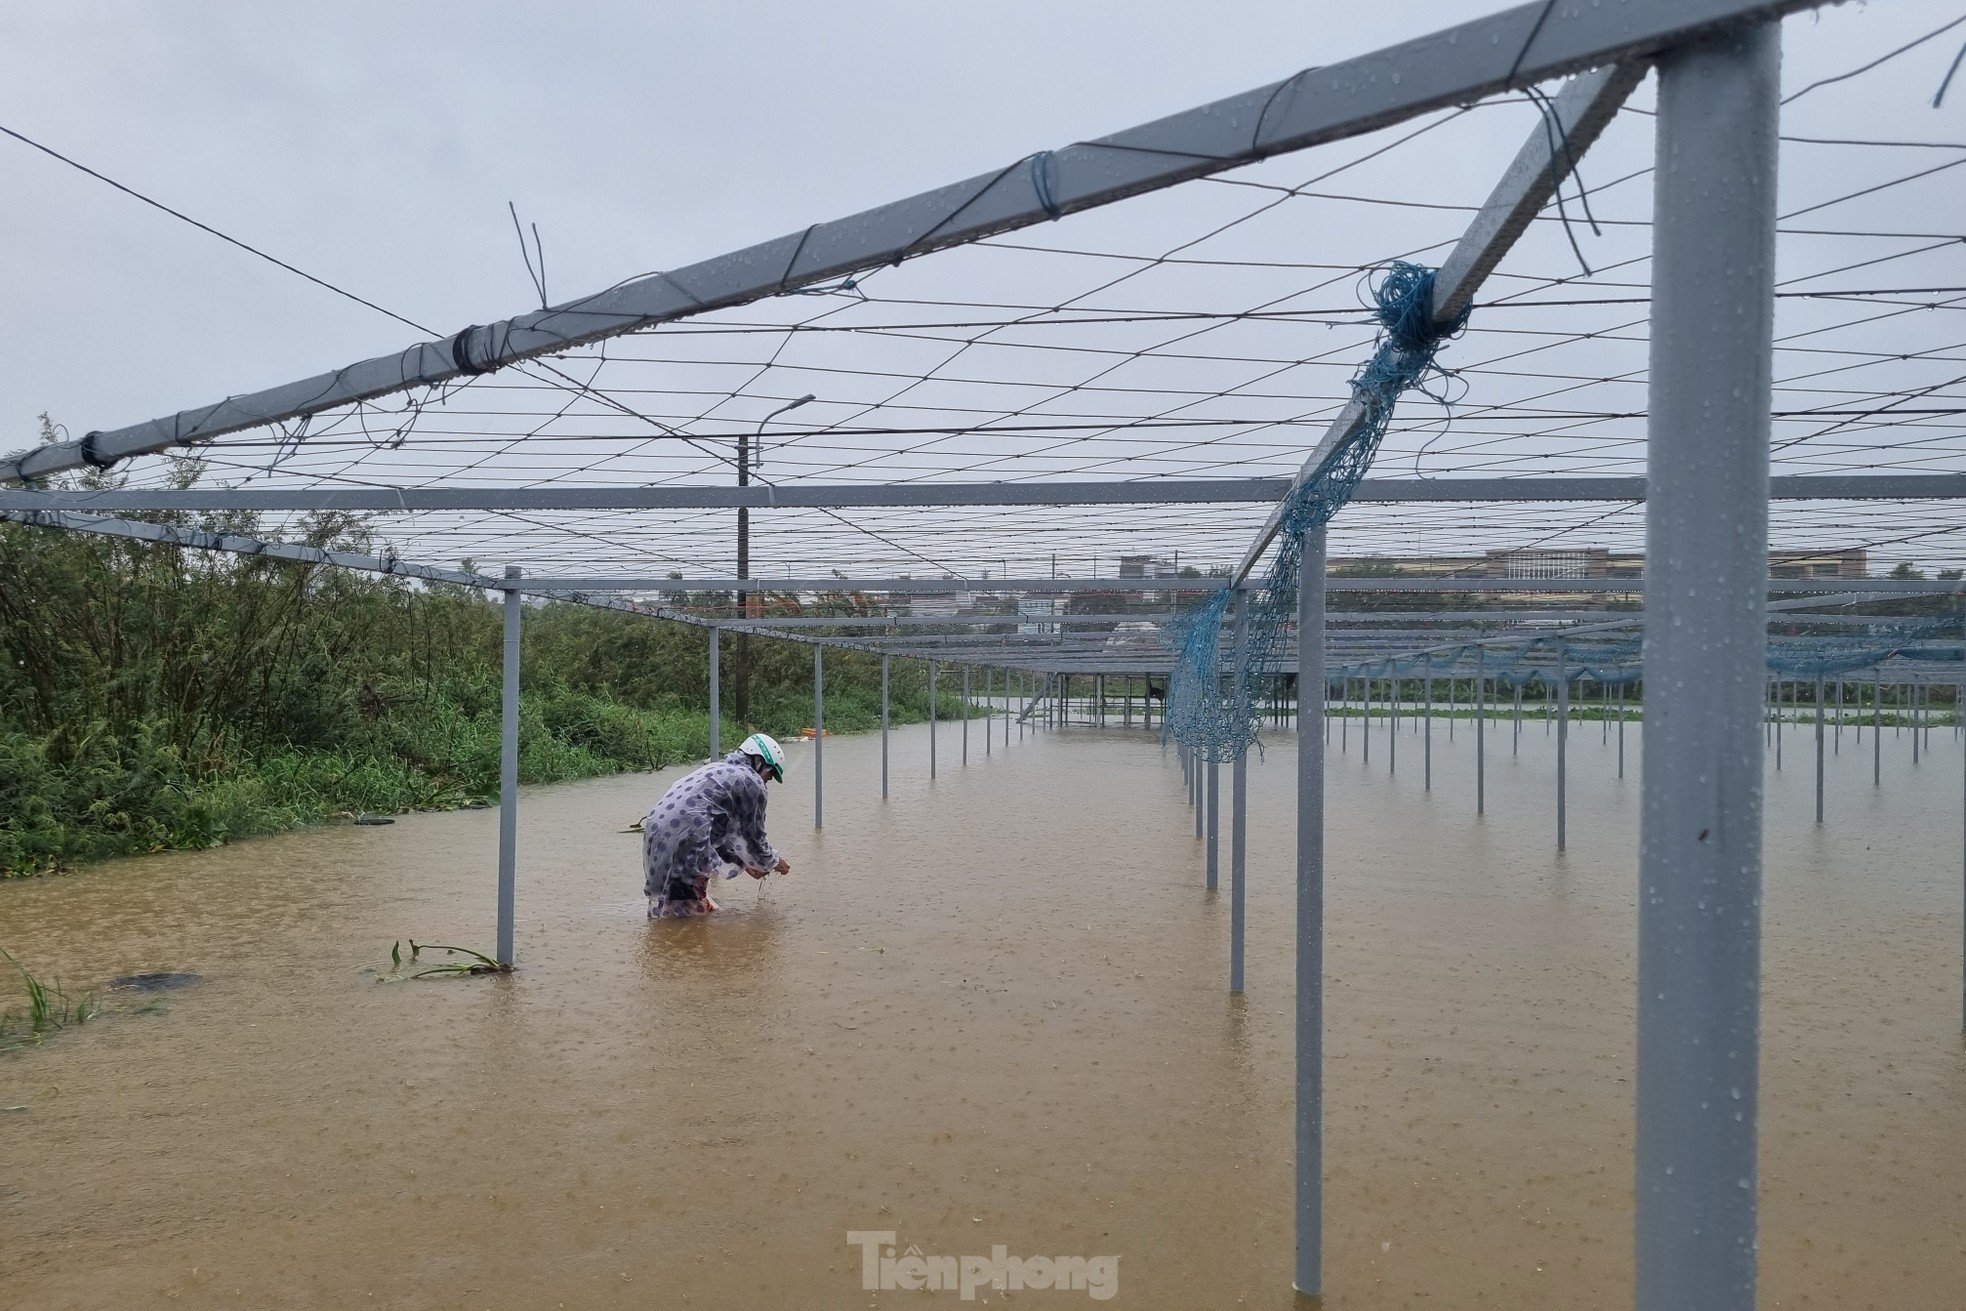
[2,683,982,878]
[0,944,99,1051]
[381,939,511,981]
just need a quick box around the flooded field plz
[2,713,1962,1309]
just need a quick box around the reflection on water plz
[2,718,1962,1308]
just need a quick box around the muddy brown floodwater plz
[3,715,1963,1309]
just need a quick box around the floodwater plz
[2,709,1962,1309]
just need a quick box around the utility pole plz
[734,394,814,723]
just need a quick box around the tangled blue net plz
[1165,261,1470,763]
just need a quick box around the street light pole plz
[734,394,815,724]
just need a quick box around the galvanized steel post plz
[497,566,521,968]
[708,626,721,759]
[1206,756,1220,890]
[1476,649,1487,816]
[1637,24,1779,1311]
[881,655,890,800]
[1424,670,1434,791]
[1231,591,1249,993]
[1195,746,1205,838]
[1295,525,1326,1296]
[1557,653,1569,851]
[1815,673,1826,823]
[813,645,825,829]
[1875,673,1883,785]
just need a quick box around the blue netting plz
[1165,261,1469,763]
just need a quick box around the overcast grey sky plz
[2,3,1962,577]
[0,1,1544,442]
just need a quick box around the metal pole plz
[1389,673,1398,775]
[707,626,721,760]
[1231,593,1249,992]
[963,666,971,766]
[1514,682,1523,757]
[497,566,521,968]
[1295,525,1326,1296]
[1815,673,1826,824]
[930,663,939,779]
[1914,681,1922,766]
[1618,679,1627,780]
[1424,671,1434,791]
[1557,656,1569,851]
[1637,25,1778,1311]
[1775,681,1784,771]
[1206,756,1220,890]
[986,667,993,756]
[1874,673,1883,786]
[1363,678,1372,767]
[1834,678,1843,754]
[1196,744,1206,839]
[881,655,890,799]
[813,645,824,829]
[1476,653,1487,816]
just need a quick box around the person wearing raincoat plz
[643,732,793,918]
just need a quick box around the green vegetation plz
[381,940,509,980]
[0,420,966,876]
[0,944,98,1049]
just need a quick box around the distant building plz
[1328,546,1867,584]
[1018,597,1063,636]
[1117,554,1177,580]
[1769,547,1868,579]
[1118,554,1178,601]
[909,586,977,619]
[1105,620,1163,650]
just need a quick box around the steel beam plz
[1233,61,1647,585]
[8,0,1836,487]
[521,575,1966,596]
[12,472,1966,513]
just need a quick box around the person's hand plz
[773,856,792,875]
[746,867,768,880]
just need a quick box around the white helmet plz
[737,732,785,782]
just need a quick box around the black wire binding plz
[1028,151,1063,220]
[450,325,497,376]
[77,430,117,470]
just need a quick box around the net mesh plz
[1167,261,1470,762]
